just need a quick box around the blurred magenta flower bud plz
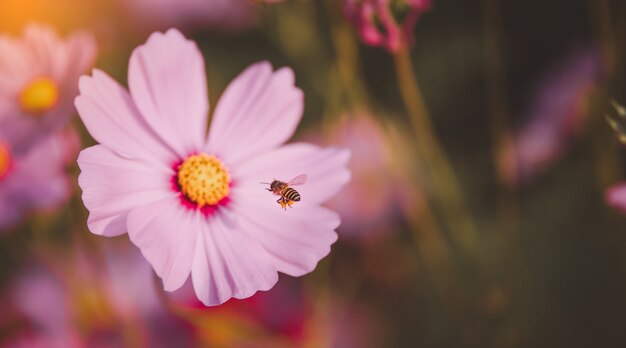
[343,0,431,52]
[606,183,626,214]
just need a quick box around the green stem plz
[392,48,478,257]
[588,0,622,188]
[483,0,522,341]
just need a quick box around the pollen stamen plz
[177,154,230,207]
[19,77,60,115]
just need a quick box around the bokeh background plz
[1,0,626,347]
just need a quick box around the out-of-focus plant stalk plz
[325,0,463,315]
[483,0,520,341]
[484,0,519,223]
[393,49,484,344]
[588,0,623,188]
[330,17,369,109]
[325,0,453,261]
[392,49,478,255]
[323,0,371,125]
[402,186,466,312]
[66,184,146,345]
[589,0,616,79]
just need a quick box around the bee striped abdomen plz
[282,187,301,201]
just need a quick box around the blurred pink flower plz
[4,265,82,348]
[498,47,601,185]
[343,0,431,52]
[2,242,193,347]
[183,277,378,347]
[0,24,96,154]
[202,277,309,341]
[0,128,77,231]
[81,241,194,346]
[310,113,413,242]
[163,276,310,346]
[122,0,256,33]
[76,29,350,306]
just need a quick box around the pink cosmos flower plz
[343,0,431,52]
[122,0,256,34]
[0,24,96,154]
[0,128,77,231]
[76,29,350,306]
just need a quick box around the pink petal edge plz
[206,61,304,165]
[127,196,200,291]
[233,142,351,205]
[128,28,208,157]
[191,211,279,306]
[77,145,172,237]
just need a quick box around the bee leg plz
[286,200,294,208]
[277,198,287,210]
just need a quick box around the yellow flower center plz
[177,154,230,207]
[19,77,60,115]
[0,143,12,180]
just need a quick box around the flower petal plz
[21,24,64,80]
[0,36,30,92]
[77,145,172,237]
[128,29,208,156]
[76,69,177,164]
[233,143,351,204]
[127,196,200,291]
[59,31,97,88]
[206,62,304,164]
[191,213,279,306]
[230,198,339,277]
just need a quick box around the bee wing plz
[286,174,307,186]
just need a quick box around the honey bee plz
[262,174,307,210]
